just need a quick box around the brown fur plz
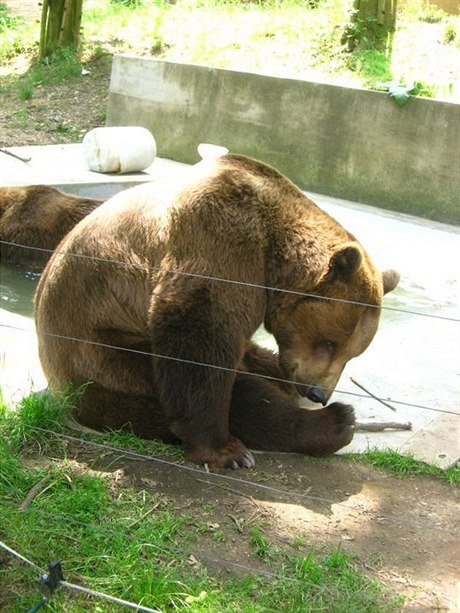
[35,154,399,468]
[0,185,103,270]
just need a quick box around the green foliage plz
[0,390,403,611]
[350,48,392,82]
[443,22,457,44]
[342,0,397,53]
[355,448,460,485]
[111,0,143,7]
[16,77,35,100]
[295,549,324,582]
[0,441,403,611]
[0,438,36,493]
[94,426,186,461]
[0,1,22,32]
[0,386,80,451]
[0,2,36,60]
[250,525,277,559]
[41,47,82,77]
[13,48,81,99]
[416,3,446,23]
[342,12,379,50]
[0,0,458,102]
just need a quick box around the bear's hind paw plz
[186,436,255,469]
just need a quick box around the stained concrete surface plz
[0,144,459,468]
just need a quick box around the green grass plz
[353,448,460,486]
[0,1,36,58]
[0,2,22,31]
[0,386,76,451]
[14,48,82,100]
[0,389,406,612]
[302,448,460,485]
[0,0,459,102]
[1,387,457,611]
[250,524,278,560]
[0,440,402,611]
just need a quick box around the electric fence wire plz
[1,239,459,322]
[0,500,333,594]
[0,510,422,612]
[2,240,459,414]
[1,208,459,610]
[1,445,458,610]
[0,540,163,613]
[3,322,459,417]
[9,493,456,611]
[26,425,460,535]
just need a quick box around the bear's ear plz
[326,243,362,282]
[382,269,400,295]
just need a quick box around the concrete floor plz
[1,144,459,468]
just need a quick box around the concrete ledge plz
[0,144,190,199]
[399,414,460,471]
[107,55,460,224]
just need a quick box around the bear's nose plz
[307,386,328,406]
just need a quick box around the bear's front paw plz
[298,402,355,456]
[186,436,255,469]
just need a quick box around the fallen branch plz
[355,421,412,432]
[127,501,162,529]
[350,377,397,412]
[0,148,31,163]
[227,513,243,533]
[19,476,53,511]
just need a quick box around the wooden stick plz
[0,148,31,163]
[19,476,52,511]
[350,376,397,412]
[355,421,412,432]
[127,501,161,529]
[227,513,243,533]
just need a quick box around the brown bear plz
[0,185,103,270]
[35,154,399,468]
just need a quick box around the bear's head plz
[268,242,399,405]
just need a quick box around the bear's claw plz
[186,436,256,469]
[241,450,256,469]
[223,449,256,470]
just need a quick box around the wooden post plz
[342,0,398,51]
[39,0,82,60]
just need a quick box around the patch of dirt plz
[53,440,459,612]
[0,1,111,148]
[0,55,111,148]
[2,0,40,19]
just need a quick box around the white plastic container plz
[82,126,156,174]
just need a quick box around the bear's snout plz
[293,381,331,405]
[306,386,329,406]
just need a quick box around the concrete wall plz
[107,55,460,224]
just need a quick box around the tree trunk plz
[342,0,398,51]
[39,0,84,60]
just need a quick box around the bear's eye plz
[323,340,336,355]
